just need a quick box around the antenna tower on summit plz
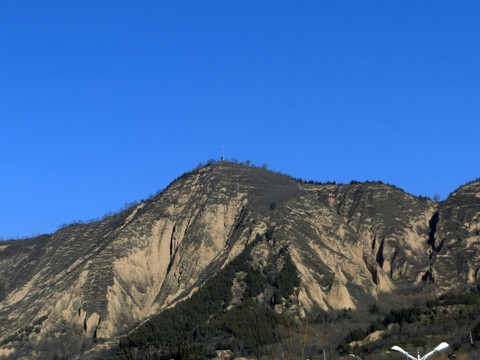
[221,146,224,161]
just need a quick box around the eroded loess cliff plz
[0,163,479,359]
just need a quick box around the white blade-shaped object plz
[391,346,418,360]
[420,342,450,360]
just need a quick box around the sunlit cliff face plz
[1,162,479,358]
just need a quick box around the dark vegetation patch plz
[2,233,51,248]
[114,229,300,359]
[337,288,480,359]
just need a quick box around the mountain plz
[0,162,479,359]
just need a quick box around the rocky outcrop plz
[422,180,480,292]
[0,163,479,358]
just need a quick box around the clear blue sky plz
[1,1,479,239]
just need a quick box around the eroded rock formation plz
[0,163,479,358]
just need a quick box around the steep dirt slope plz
[316,183,437,286]
[424,180,480,292]
[0,163,478,359]
[0,164,304,356]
